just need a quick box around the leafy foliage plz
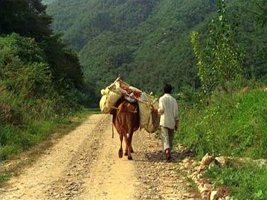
[0,33,90,162]
[40,35,84,90]
[0,34,56,122]
[177,87,267,159]
[0,0,90,161]
[0,0,86,99]
[227,0,267,83]
[0,0,52,41]
[191,0,243,94]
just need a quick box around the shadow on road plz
[134,149,195,163]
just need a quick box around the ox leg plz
[118,134,123,158]
[124,134,129,156]
[124,133,133,155]
[128,132,134,153]
[124,150,128,156]
[127,144,133,160]
[124,134,132,160]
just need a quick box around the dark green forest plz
[47,0,266,99]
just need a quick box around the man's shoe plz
[165,148,171,161]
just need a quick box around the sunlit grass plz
[176,87,267,199]
[177,89,267,159]
[205,163,267,200]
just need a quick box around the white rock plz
[209,190,217,200]
[201,153,214,166]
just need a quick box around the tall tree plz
[191,0,243,94]
[0,0,52,41]
[0,0,84,90]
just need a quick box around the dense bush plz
[0,0,88,104]
[0,34,56,119]
[0,33,83,160]
[0,0,93,161]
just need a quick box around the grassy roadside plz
[177,88,267,159]
[175,87,267,199]
[0,108,100,186]
[205,163,267,200]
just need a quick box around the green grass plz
[176,88,267,159]
[175,87,267,199]
[205,163,267,200]
[0,172,11,184]
[0,108,96,160]
[0,108,97,186]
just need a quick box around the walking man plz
[158,83,179,161]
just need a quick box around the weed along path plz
[0,114,201,200]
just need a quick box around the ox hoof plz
[125,149,134,156]
[128,156,133,160]
[118,150,123,158]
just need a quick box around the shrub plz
[0,34,83,160]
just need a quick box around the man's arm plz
[158,97,164,115]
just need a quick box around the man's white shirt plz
[158,93,178,129]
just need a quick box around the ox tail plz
[112,122,114,138]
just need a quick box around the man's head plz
[163,83,173,94]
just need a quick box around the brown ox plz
[111,97,140,160]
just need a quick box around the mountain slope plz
[47,0,216,95]
[47,0,266,98]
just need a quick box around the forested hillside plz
[42,0,55,4]
[47,0,266,99]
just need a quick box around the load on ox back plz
[99,78,160,133]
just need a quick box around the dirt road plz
[0,114,201,200]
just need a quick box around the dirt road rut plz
[0,114,201,200]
